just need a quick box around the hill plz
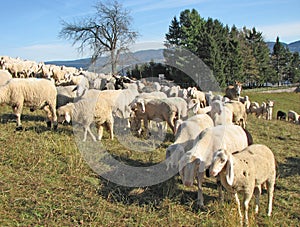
[266,40,300,53]
[46,49,164,71]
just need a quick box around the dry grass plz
[0,90,299,226]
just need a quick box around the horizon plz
[1,0,299,62]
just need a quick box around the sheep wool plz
[0,78,57,129]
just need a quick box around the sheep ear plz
[65,112,71,123]
[226,154,234,186]
[192,102,200,114]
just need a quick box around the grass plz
[0,90,299,226]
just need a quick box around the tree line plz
[127,9,300,89]
[59,1,299,89]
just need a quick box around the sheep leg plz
[87,126,97,142]
[196,172,205,208]
[266,180,275,216]
[217,176,224,202]
[107,121,114,140]
[166,113,176,134]
[97,125,104,141]
[254,186,261,214]
[234,193,243,226]
[243,192,252,226]
[12,104,23,130]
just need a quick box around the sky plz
[1,0,300,62]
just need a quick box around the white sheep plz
[56,85,77,108]
[166,114,214,170]
[266,100,274,120]
[224,101,247,128]
[187,98,212,115]
[209,144,276,226]
[57,89,114,141]
[188,87,206,107]
[209,100,233,126]
[0,70,12,86]
[178,124,250,207]
[0,78,57,130]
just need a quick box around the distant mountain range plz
[266,40,300,53]
[46,49,164,72]
[46,40,300,70]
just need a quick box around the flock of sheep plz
[0,56,297,226]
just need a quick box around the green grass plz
[0,91,299,226]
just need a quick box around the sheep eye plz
[220,158,225,163]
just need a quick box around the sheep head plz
[210,148,234,186]
[179,153,200,187]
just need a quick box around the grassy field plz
[0,90,299,226]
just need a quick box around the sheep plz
[209,100,233,126]
[56,85,77,108]
[57,89,114,141]
[136,91,167,100]
[165,97,188,121]
[187,87,206,107]
[224,101,247,128]
[239,96,251,112]
[276,110,286,120]
[225,81,243,100]
[178,124,251,208]
[0,78,57,130]
[130,97,178,136]
[209,144,276,226]
[248,101,266,118]
[0,70,12,86]
[187,98,212,115]
[287,110,299,123]
[165,114,214,170]
[266,100,274,120]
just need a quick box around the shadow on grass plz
[0,113,45,124]
[97,166,217,212]
[1,113,74,136]
[277,156,300,178]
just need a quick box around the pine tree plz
[272,36,288,85]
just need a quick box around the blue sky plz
[1,0,300,62]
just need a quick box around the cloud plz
[257,21,300,43]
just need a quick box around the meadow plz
[0,90,299,226]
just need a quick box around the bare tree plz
[59,0,138,74]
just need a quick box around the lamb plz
[178,124,251,207]
[165,114,214,170]
[266,100,274,120]
[0,70,12,86]
[209,144,276,226]
[57,89,114,141]
[287,110,299,123]
[0,78,57,130]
